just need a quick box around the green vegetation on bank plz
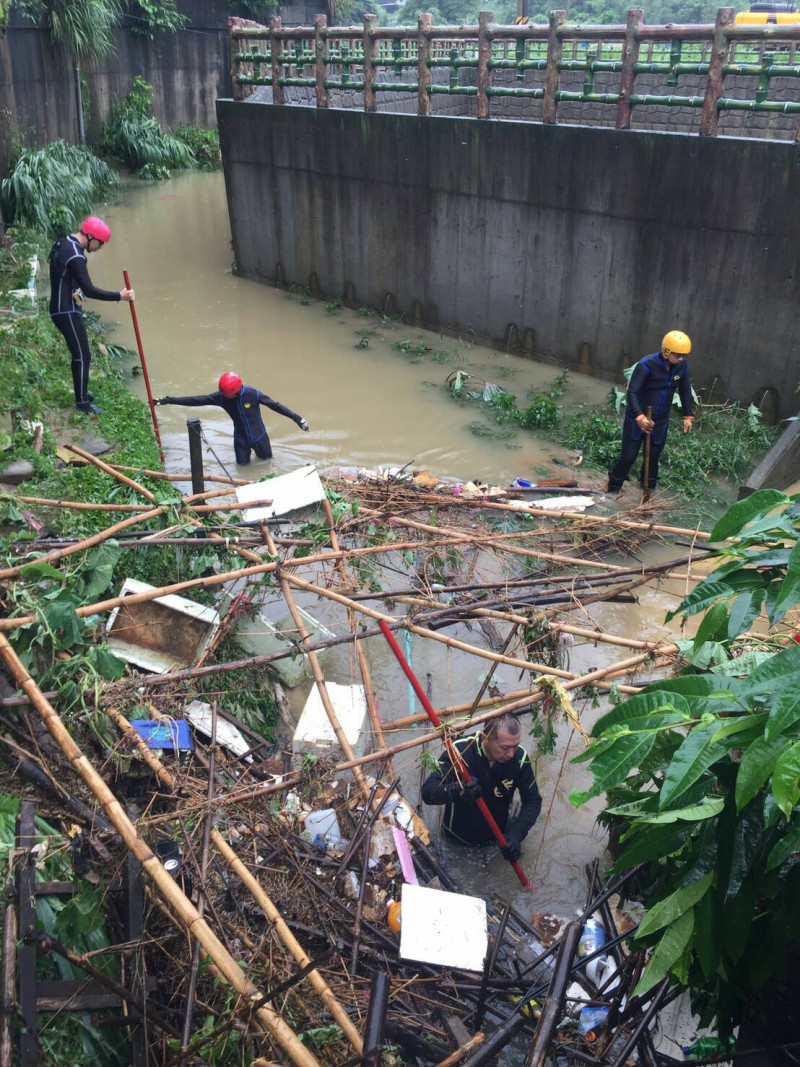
[447,366,778,503]
[573,489,800,1040]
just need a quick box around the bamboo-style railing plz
[229,8,800,136]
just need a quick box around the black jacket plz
[159,386,303,446]
[49,235,120,315]
[421,732,542,846]
[625,352,693,445]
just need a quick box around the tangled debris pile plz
[0,457,720,1065]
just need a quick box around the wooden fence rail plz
[229,8,800,137]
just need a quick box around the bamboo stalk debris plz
[0,633,322,1067]
[0,469,716,1065]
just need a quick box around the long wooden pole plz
[211,830,364,1053]
[378,619,532,888]
[0,632,321,1067]
[65,444,157,502]
[261,525,371,801]
[123,268,164,464]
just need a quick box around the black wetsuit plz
[49,234,121,406]
[608,352,693,491]
[421,732,542,847]
[159,387,304,464]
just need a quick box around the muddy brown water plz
[96,174,704,1000]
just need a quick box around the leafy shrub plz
[518,393,560,432]
[0,141,120,238]
[129,0,188,37]
[173,124,222,170]
[99,76,192,178]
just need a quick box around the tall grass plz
[99,76,193,177]
[0,141,121,238]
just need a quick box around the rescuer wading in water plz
[607,330,694,494]
[155,372,309,465]
[49,216,135,415]
[421,714,542,860]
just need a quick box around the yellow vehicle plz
[734,3,800,23]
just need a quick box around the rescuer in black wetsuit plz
[155,372,309,465]
[607,330,695,494]
[421,714,542,860]
[49,216,135,415]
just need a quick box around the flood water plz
[95,173,706,1043]
[98,171,613,483]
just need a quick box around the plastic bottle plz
[577,1005,609,1035]
[578,918,606,959]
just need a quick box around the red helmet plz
[81,216,111,243]
[218,372,243,398]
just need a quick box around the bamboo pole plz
[65,445,157,502]
[261,525,371,801]
[211,830,364,1053]
[406,491,715,541]
[275,571,653,695]
[0,632,321,1067]
[379,511,703,582]
[0,505,167,580]
[356,638,395,777]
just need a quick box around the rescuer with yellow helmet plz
[607,330,694,494]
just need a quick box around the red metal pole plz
[378,619,531,889]
[123,269,165,465]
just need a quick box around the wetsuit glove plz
[444,779,482,804]
[298,418,309,431]
[500,828,522,862]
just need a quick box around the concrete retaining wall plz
[217,100,800,417]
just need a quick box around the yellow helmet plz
[662,330,692,357]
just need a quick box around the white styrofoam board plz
[399,883,487,972]
[185,700,252,761]
[292,682,369,757]
[235,465,326,522]
[106,578,220,674]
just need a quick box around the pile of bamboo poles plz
[0,460,722,1065]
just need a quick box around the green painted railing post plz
[477,10,494,117]
[756,51,774,103]
[363,14,378,111]
[667,37,681,86]
[270,15,285,104]
[230,19,244,101]
[617,9,643,128]
[418,13,433,115]
[543,10,565,124]
[700,7,734,135]
[315,14,329,108]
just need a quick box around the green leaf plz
[638,796,725,825]
[735,735,790,811]
[41,599,83,649]
[579,732,657,801]
[725,801,764,900]
[19,561,68,582]
[765,820,800,870]
[738,644,800,698]
[710,650,772,676]
[660,726,728,810]
[592,691,692,737]
[693,602,730,651]
[769,570,800,623]
[87,645,126,681]
[765,690,800,742]
[709,490,787,542]
[637,872,713,939]
[666,581,735,623]
[711,714,765,744]
[772,741,800,819]
[633,910,694,997]
[74,542,121,600]
[611,823,695,872]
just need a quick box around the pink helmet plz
[81,216,111,243]
[219,372,243,398]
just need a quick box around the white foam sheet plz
[293,682,369,758]
[399,883,487,972]
[235,465,326,522]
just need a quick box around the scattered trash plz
[399,883,488,972]
[130,719,194,751]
